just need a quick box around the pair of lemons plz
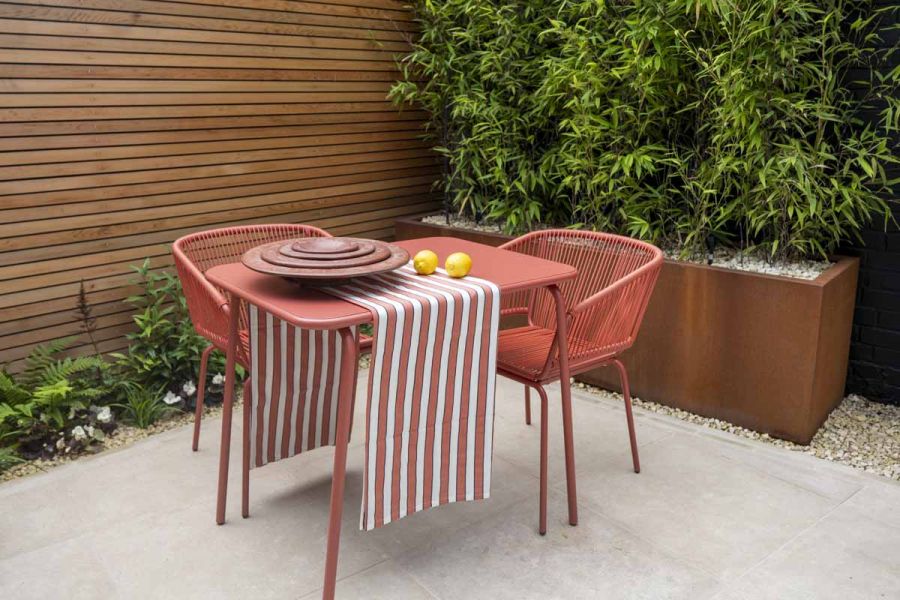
[413,249,472,278]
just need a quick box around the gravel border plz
[422,214,506,234]
[0,359,377,485]
[0,402,238,484]
[419,214,832,280]
[7,364,894,484]
[577,381,900,481]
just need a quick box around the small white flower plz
[56,437,66,450]
[182,380,196,396]
[85,425,95,438]
[163,391,182,405]
[211,373,225,386]
[72,425,87,441]
[96,406,112,424]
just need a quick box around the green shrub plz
[391,0,898,259]
[112,259,218,392]
[0,258,227,467]
[0,339,114,460]
[0,447,24,474]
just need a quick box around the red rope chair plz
[497,229,663,534]
[173,224,332,451]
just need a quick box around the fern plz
[32,379,81,429]
[0,371,30,406]
[36,356,107,389]
[21,337,76,389]
[2,339,113,441]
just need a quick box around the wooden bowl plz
[241,237,410,282]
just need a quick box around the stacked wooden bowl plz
[242,237,409,283]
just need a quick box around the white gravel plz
[9,359,893,485]
[1,401,240,484]
[421,214,506,234]
[664,248,832,280]
[577,381,900,481]
[418,214,833,280]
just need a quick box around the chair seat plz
[497,325,607,382]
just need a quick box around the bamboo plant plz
[391,0,898,260]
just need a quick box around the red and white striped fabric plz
[247,307,356,467]
[246,263,500,531]
[327,265,500,530]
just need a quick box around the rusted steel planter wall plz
[579,257,859,444]
[397,215,860,443]
[0,2,440,372]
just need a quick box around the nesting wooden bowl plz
[241,237,409,284]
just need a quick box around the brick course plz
[844,183,900,405]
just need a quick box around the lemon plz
[413,249,439,275]
[445,252,472,278]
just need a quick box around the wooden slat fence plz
[0,0,439,371]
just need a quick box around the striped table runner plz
[247,264,500,530]
[246,309,356,466]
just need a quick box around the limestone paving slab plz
[1,376,898,599]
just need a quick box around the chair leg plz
[549,285,578,527]
[612,359,640,474]
[216,302,240,526]
[536,385,549,535]
[524,386,532,425]
[242,378,252,519]
[192,345,214,451]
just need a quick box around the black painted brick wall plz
[842,3,899,405]
[846,217,900,405]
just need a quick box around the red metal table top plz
[206,236,577,330]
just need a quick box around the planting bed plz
[0,402,236,484]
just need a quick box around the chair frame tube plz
[496,229,662,533]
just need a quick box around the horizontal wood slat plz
[0,110,428,138]
[0,150,432,211]
[3,102,406,121]
[0,0,439,370]
[7,0,417,32]
[0,33,403,61]
[0,15,412,51]
[2,175,438,248]
[0,134,428,181]
[0,49,399,71]
[0,2,413,41]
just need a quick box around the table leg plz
[215,294,240,526]
[242,378,251,518]
[549,285,578,527]
[322,327,359,600]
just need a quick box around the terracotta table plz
[206,237,578,600]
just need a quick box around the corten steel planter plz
[396,214,860,444]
